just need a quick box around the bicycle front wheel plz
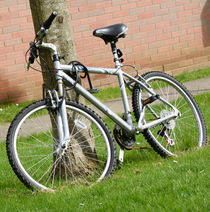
[7,100,116,190]
[132,71,207,157]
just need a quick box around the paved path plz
[0,77,210,141]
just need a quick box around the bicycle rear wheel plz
[7,100,116,190]
[132,71,207,157]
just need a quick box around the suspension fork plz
[56,79,70,146]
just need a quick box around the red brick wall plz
[0,0,210,103]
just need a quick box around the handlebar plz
[27,11,57,70]
[42,11,57,30]
[35,11,57,41]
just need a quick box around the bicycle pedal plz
[142,94,159,106]
[88,89,99,94]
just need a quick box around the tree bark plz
[29,0,79,99]
[29,0,97,179]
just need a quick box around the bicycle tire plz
[7,100,116,190]
[132,71,207,157]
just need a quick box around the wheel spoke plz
[133,72,206,157]
[7,101,115,190]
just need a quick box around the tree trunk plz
[29,0,78,99]
[29,0,97,180]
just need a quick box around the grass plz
[0,141,209,211]
[0,100,34,125]
[0,91,209,211]
[175,67,210,83]
[0,67,210,124]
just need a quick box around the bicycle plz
[6,12,207,191]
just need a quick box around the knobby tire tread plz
[132,71,207,157]
[6,100,117,190]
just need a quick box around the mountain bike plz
[6,12,207,191]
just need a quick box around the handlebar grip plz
[42,11,57,30]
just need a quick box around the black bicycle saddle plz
[93,23,128,44]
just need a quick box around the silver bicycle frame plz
[39,42,179,161]
[56,65,179,130]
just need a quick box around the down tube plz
[59,71,135,134]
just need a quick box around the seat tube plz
[111,42,133,127]
[118,70,133,126]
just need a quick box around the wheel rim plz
[12,104,111,190]
[141,76,204,155]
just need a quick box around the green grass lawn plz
[0,100,34,125]
[0,142,209,211]
[175,67,210,82]
[0,91,209,211]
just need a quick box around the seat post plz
[110,41,121,68]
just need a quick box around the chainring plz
[113,124,135,150]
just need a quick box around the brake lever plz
[27,12,57,71]
[27,42,38,71]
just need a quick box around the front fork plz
[47,80,70,151]
[57,80,70,146]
